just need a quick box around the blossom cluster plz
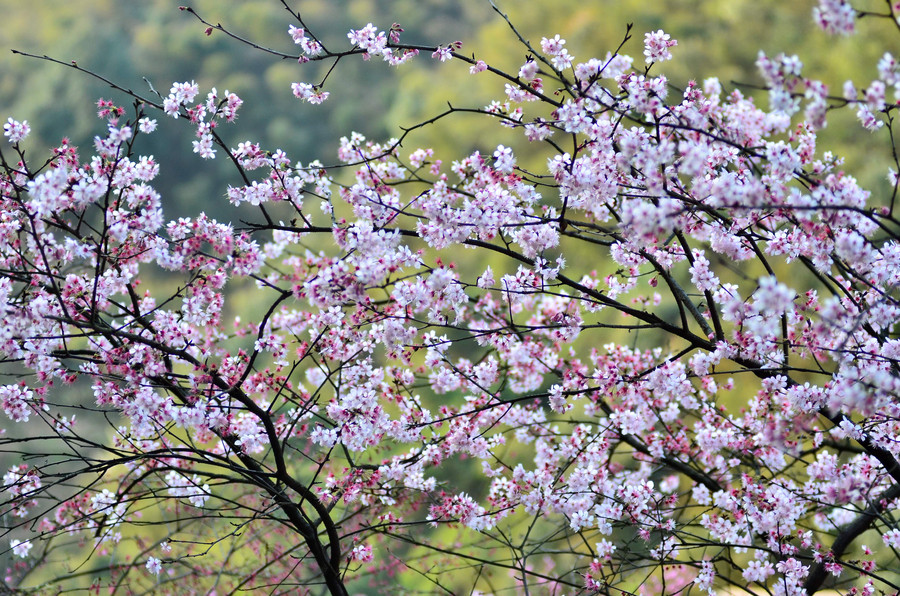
[3,117,30,144]
[162,81,243,158]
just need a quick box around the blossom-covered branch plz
[3,1,900,594]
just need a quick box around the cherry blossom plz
[814,0,857,35]
[146,556,162,575]
[3,118,30,143]
[643,29,677,63]
[4,2,900,594]
[9,539,32,558]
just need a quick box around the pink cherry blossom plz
[146,556,162,575]
[3,118,30,143]
[10,539,32,558]
[814,0,856,35]
[4,2,900,594]
[644,29,677,63]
